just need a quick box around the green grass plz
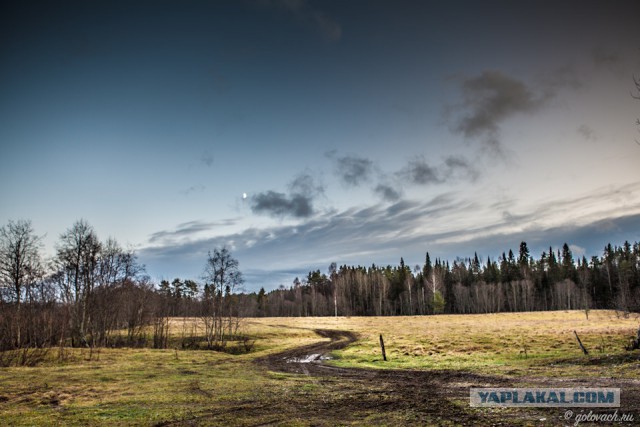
[0,310,638,425]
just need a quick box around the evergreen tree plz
[561,243,576,281]
[423,252,433,279]
[518,242,530,265]
[257,287,266,314]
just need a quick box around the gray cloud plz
[592,47,621,67]
[453,71,546,151]
[333,155,374,187]
[443,156,480,182]
[149,219,237,244]
[251,191,314,218]
[252,172,323,219]
[397,155,478,186]
[538,65,582,93]
[181,185,206,195]
[374,183,401,202]
[590,48,626,78]
[399,157,442,185]
[327,151,406,202]
[289,172,324,195]
[201,151,214,167]
[142,193,474,279]
[577,124,598,141]
[450,69,581,156]
[140,182,640,291]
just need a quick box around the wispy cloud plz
[201,151,214,167]
[180,185,206,195]
[577,124,598,141]
[373,183,401,202]
[149,219,238,244]
[538,65,582,93]
[289,172,324,195]
[443,156,480,182]
[397,155,479,186]
[328,153,374,187]
[399,157,442,185]
[591,47,621,68]
[140,182,640,290]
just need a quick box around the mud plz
[253,329,640,426]
[161,329,640,426]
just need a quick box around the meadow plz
[0,310,638,426]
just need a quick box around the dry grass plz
[246,310,640,377]
[0,310,638,425]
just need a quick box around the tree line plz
[2,218,639,363]
[243,241,640,317]
[0,219,245,364]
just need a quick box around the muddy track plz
[159,330,640,426]
[254,329,359,376]
[253,329,640,426]
[253,329,537,425]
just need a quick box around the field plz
[1,310,639,426]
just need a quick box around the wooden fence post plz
[379,334,387,361]
[574,330,589,355]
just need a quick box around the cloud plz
[259,0,342,42]
[331,154,373,187]
[397,155,478,186]
[373,183,401,202]
[577,124,598,141]
[327,151,408,202]
[538,65,582,93]
[450,69,581,156]
[140,182,640,290]
[251,171,323,219]
[443,156,480,182]
[289,172,324,195]
[181,185,206,195]
[399,157,442,185]
[452,71,546,153]
[592,47,621,68]
[142,193,474,279]
[201,151,214,167]
[590,48,626,78]
[149,219,237,244]
[251,191,314,218]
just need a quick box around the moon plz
[242,192,247,200]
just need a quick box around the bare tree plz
[0,220,43,348]
[54,219,101,347]
[202,247,244,349]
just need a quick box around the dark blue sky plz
[1,0,639,290]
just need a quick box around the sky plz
[1,0,640,292]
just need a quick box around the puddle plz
[285,354,332,363]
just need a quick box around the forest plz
[250,241,640,317]
[1,218,639,361]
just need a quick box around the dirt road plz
[160,329,639,425]
[254,329,539,425]
[253,329,640,426]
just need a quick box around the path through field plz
[252,329,554,425]
[160,328,640,426]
